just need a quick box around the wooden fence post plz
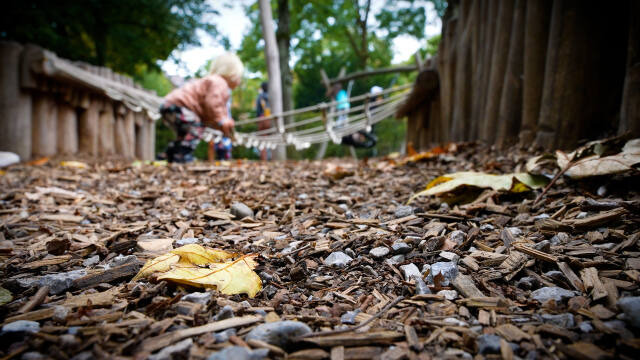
[0,41,32,160]
[57,102,78,154]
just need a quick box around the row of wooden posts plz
[398,0,640,151]
[0,42,159,161]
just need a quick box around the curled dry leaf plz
[158,254,262,298]
[170,244,236,265]
[408,172,547,204]
[132,253,180,281]
[132,244,261,298]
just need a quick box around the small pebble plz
[439,251,459,262]
[207,346,268,360]
[245,321,312,348]
[369,247,390,258]
[52,306,69,322]
[531,287,575,303]
[479,224,494,231]
[385,254,405,265]
[617,296,640,328]
[394,205,413,218]
[578,321,593,333]
[414,275,431,295]
[182,292,212,305]
[437,290,458,300]
[477,334,501,354]
[541,313,574,328]
[82,255,100,267]
[214,328,236,343]
[400,263,421,281]
[176,237,198,246]
[213,305,234,321]
[550,232,570,245]
[448,230,466,245]
[391,241,411,254]
[427,261,459,286]
[341,309,361,325]
[2,320,40,333]
[179,209,190,217]
[230,202,254,219]
[323,252,353,267]
[149,338,192,360]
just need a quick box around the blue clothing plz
[336,90,350,110]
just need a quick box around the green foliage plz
[1,0,218,76]
[134,65,174,97]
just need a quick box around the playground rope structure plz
[36,50,411,152]
[225,83,412,150]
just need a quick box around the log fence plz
[0,41,161,161]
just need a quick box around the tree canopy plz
[1,0,218,76]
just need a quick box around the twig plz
[18,286,49,314]
[296,295,405,339]
[533,159,575,207]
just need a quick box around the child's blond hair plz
[209,53,244,86]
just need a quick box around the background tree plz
[1,0,219,77]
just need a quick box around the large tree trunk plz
[619,0,640,137]
[480,0,514,143]
[519,0,552,146]
[259,0,286,160]
[496,0,525,147]
[277,0,293,126]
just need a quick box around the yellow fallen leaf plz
[132,253,180,281]
[158,254,262,297]
[170,244,236,265]
[132,245,261,298]
[408,172,547,204]
[60,161,88,169]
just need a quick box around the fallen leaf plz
[132,245,260,297]
[557,138,640,179]
[170,244,236,265]
[132,253,180,281]
[0,287,12,305]
[158,254,262,297]
[408,172,547,204]
[60,160,88,168]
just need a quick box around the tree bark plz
[277,0,293,126]
[519,0,552,146]
[496,0,525,147]
[259,0,286,160]
[619,0,640,137]
[471,0,499,140]
[437,17,457,143]
[450,0,475,142]
[480,0,514,143]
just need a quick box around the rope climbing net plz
[208,83,412,150]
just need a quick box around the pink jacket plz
[164,74,231,127]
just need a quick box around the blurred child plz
[160,53,243,162]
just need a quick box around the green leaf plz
[0,287,13,306]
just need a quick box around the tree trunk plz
[259,0,286,160]
[450,0,475,142]
[277,0,293,126]
[471,0,499,141]
[496,0,525,147]
[519,0,552,146]
[619,0,640,137]
[480,0,514,143]
[437,17,457,143]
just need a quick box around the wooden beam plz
[329,65,418,85]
